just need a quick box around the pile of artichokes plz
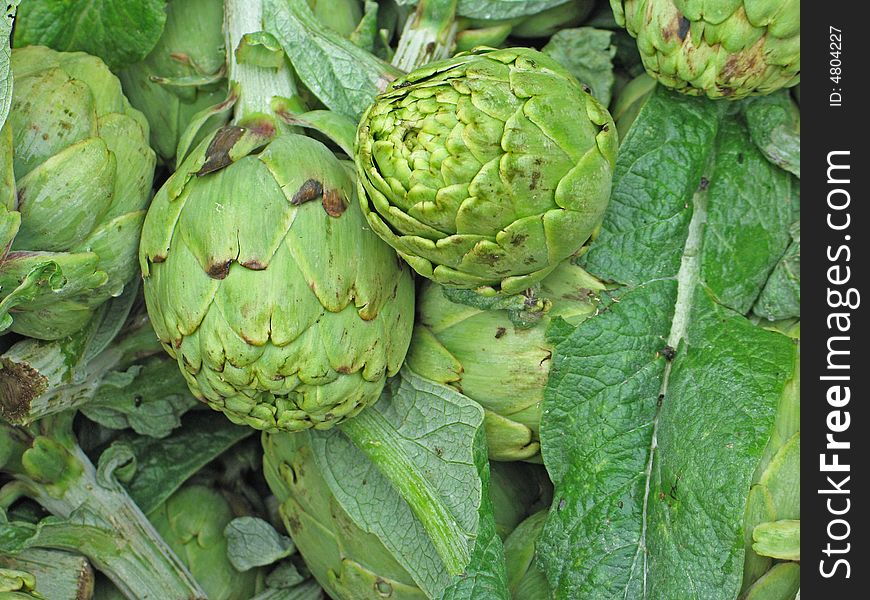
[0,0,800,599]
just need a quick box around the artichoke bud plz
[149,485,260,600]
[503,510,551,599]
[741,324,800,597]
[611,0,800,99]
[118,0,228,164]
[0,46,155,341]
[140,132,415,433]
[406,260,604,461]
[355,47,617,296]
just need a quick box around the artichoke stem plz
[224,0,298,125]
[392,0,458,72]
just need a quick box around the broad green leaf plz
[263,0,400,120]
[543,28,616,106]
[318,370,509,599]
[539,88,799,600]
[119,412,253,515]
[224,517,295,571]
[0,2,19,133]
[754,222,800,321]
[13,0,166,70]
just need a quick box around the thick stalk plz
[340,409,471,575]
[1,420,206,599]
[0,320,163,425]
[392,0,458,72]
[224,0,298,124]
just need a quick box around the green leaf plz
[325,370,508,599]
[743,91,800,178]
[120,412,253,515]
[456,0,571,20]
[0,2,19,133]
[539,88,799,599]
[224,517,295,571]
[543,28,616,106]
[263,0,401,120]
[753,221,800,321]
[81,358,197,438]
[13,0,166,70]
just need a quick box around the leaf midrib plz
[626,152,713,600]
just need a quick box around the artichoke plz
[139,131,415,432]
[406,259,603,461]
[149,485,260,600]
[503,511,550,600]
[0,46,155,340]
[262,432,551,600]
[355,46,617,296]
[740,322,800,598]
[611,0,800,99]
[118,0,227,165]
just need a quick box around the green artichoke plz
[355,47,617,296]
[149,485,260,600]
[611,0,800,99]
[740,322,800,598]
[0,46,155,340]
[503,511,550,600]
[262,432,551,600]
[139,131,415,432]
[118,0,227,165]
[406,259,603,461]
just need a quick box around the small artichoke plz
[503,511,551,600]
[741,322,800,598]
[149,485,260,600]
[139,131,415,432]
[611,0,800,99]
[406,260,603,461]
[262,432,551,600]
[118,0,227,165]
[0,46,155,340]
[355,47,617,296]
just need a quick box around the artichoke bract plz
[0,46,155,340]
[611,0,800,99]
[355,47,617,296]
[118,0,227,165]
[262,432,551,600]
[406,260,603,461]
[139,130,415,433]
